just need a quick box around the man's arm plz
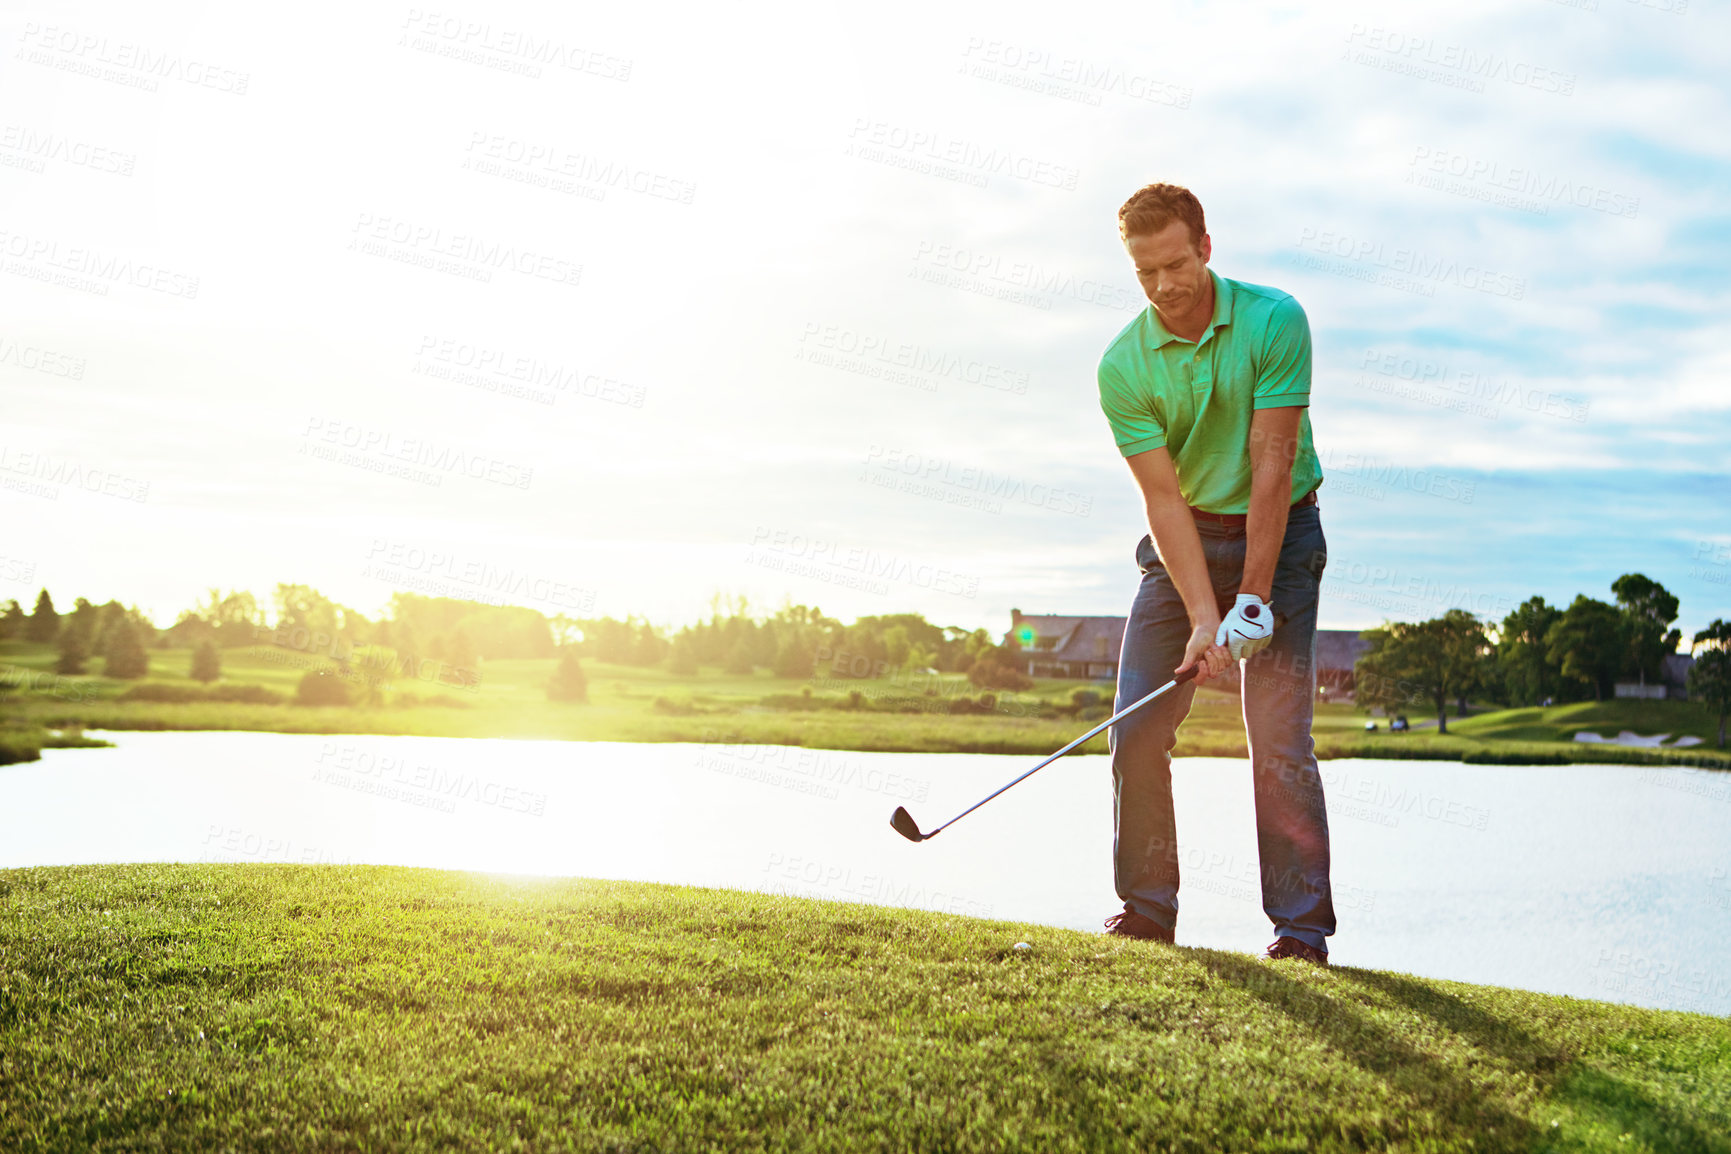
[1241,405,1303,601]
[1125,448,1231,683]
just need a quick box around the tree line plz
[0,586,1035,692]
[0,585,559,688]
[1355,571,1730,744]
[556,593,1032,688]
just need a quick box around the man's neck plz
[1157,273,1215,344]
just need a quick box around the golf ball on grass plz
[1012,942,1031,951]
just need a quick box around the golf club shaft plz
[919,665,1199,839]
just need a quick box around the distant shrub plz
[190,639,221,683]
[1071,689,1104,710]
[206,684,285,705]
[118,684,206,703]
[55,632,88,676]
[652,696,700,716]
[758,694,826,711]
[966,655,1033,692]
[102,620,150,680]
[117,682,285,705]
[393,691,471,709]
[295,669,352,707]
[547,650,588,704]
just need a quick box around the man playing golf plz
[1096,182,1334,965]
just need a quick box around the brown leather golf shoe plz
[1103,908,1175,943]
[1259,936,1328,966]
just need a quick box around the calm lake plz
[4,730,1728,1017]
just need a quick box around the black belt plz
[1188,489,1316,526]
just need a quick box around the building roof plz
[1662,652,1695,687]
[1009,614,1122,663]
[1008,611,1375,674]
[1315,630,1373,675]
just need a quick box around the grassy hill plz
[3,640,1726,770]
[1450,699,1723,746]
[1,864,1726,1153]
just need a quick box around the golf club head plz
[889,806,927,842]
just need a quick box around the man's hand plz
[1216,593,1275,660]
[1178,615,1232,683]
[1126,448,1233,684]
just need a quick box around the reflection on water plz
[3,730,1728,1016]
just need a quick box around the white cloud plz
[1,0,1726,637]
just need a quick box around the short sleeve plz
[1252,295,1312,409]
[1098,359,1165,456]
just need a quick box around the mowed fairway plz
[1,864,1727,1153]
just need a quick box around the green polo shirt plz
[1097,269,1323,514]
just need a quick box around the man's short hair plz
[1118,183,1206,247]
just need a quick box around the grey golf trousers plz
[1107,501,1335,952]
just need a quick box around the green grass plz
[0,864,1725,1152]
[4,641,1728,771]
[0,720,113,765]
[1451,699,1724,747]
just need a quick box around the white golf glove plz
[1216,593,1275,661]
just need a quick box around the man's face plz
[1125,220,1212,328]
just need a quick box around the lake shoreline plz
[6,710,1728,773]
[6,645,1727,771]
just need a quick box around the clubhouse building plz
[1005,609,1373,694]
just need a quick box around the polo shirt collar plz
[1146,268,1233,348]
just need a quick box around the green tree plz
[273,583,353,655]
[162,608,216,651]
[102,617,150,679]
[966,634,1034,692]
[1545,596,1625,702]
[588,617,637,664]
[92,600,128,657]
[55,599,100,674]
[883,624,912,670]
[1689,620,1731,749]
[0,599,24,640]
[1611,573,1681,688]
[772,633,814,679]
[442,626,482,687]
[632,622,667,667]
[548,614,584,648]
[55,631,88,675]
[200,589,264,648]
[668,632,700,676]
[25,589,58,643]
[1496,596,1563,706]
[723,638,755,676]
[547,649,589,703]
[191,639,222,683]
[391,622,427,685]
[1353,610,1488,734]
[378,593,547,661]
[955,628,994,675]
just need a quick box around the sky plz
[2,0,1727,643]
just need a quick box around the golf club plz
[889,663,1200,843]
[890,597,1292,844]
